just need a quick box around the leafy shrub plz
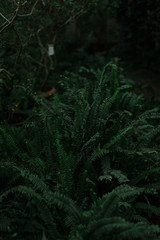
[0,164,160,239]
[1,64,160,238]
[0,0,98,119]
[0,0,98,76]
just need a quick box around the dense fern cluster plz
[1,63,160,239]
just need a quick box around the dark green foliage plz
[0,0,99,120]
[1,0,160,239]
[0,165,160,239]
[1,64,160,238]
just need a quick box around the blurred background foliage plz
[1,0,160,120]
[1,0,160,81]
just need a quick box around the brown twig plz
[18,0,39,17]
[36,32,49,83]
[27,54,45,67]
[0,5,20,33]
[0,68,14,78]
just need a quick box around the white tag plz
[48,44,54,56]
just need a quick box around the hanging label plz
[48,44,54,56]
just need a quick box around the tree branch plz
[18,0,39,17]
[0,68,14,78]
[0,5,20,33]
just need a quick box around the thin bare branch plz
[27,54,45,67]
[0,13,10,23]
[0,5,20,33]
[0,68,14,78]
[18,0,39,17]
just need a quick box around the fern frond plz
[99,169,129,184]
